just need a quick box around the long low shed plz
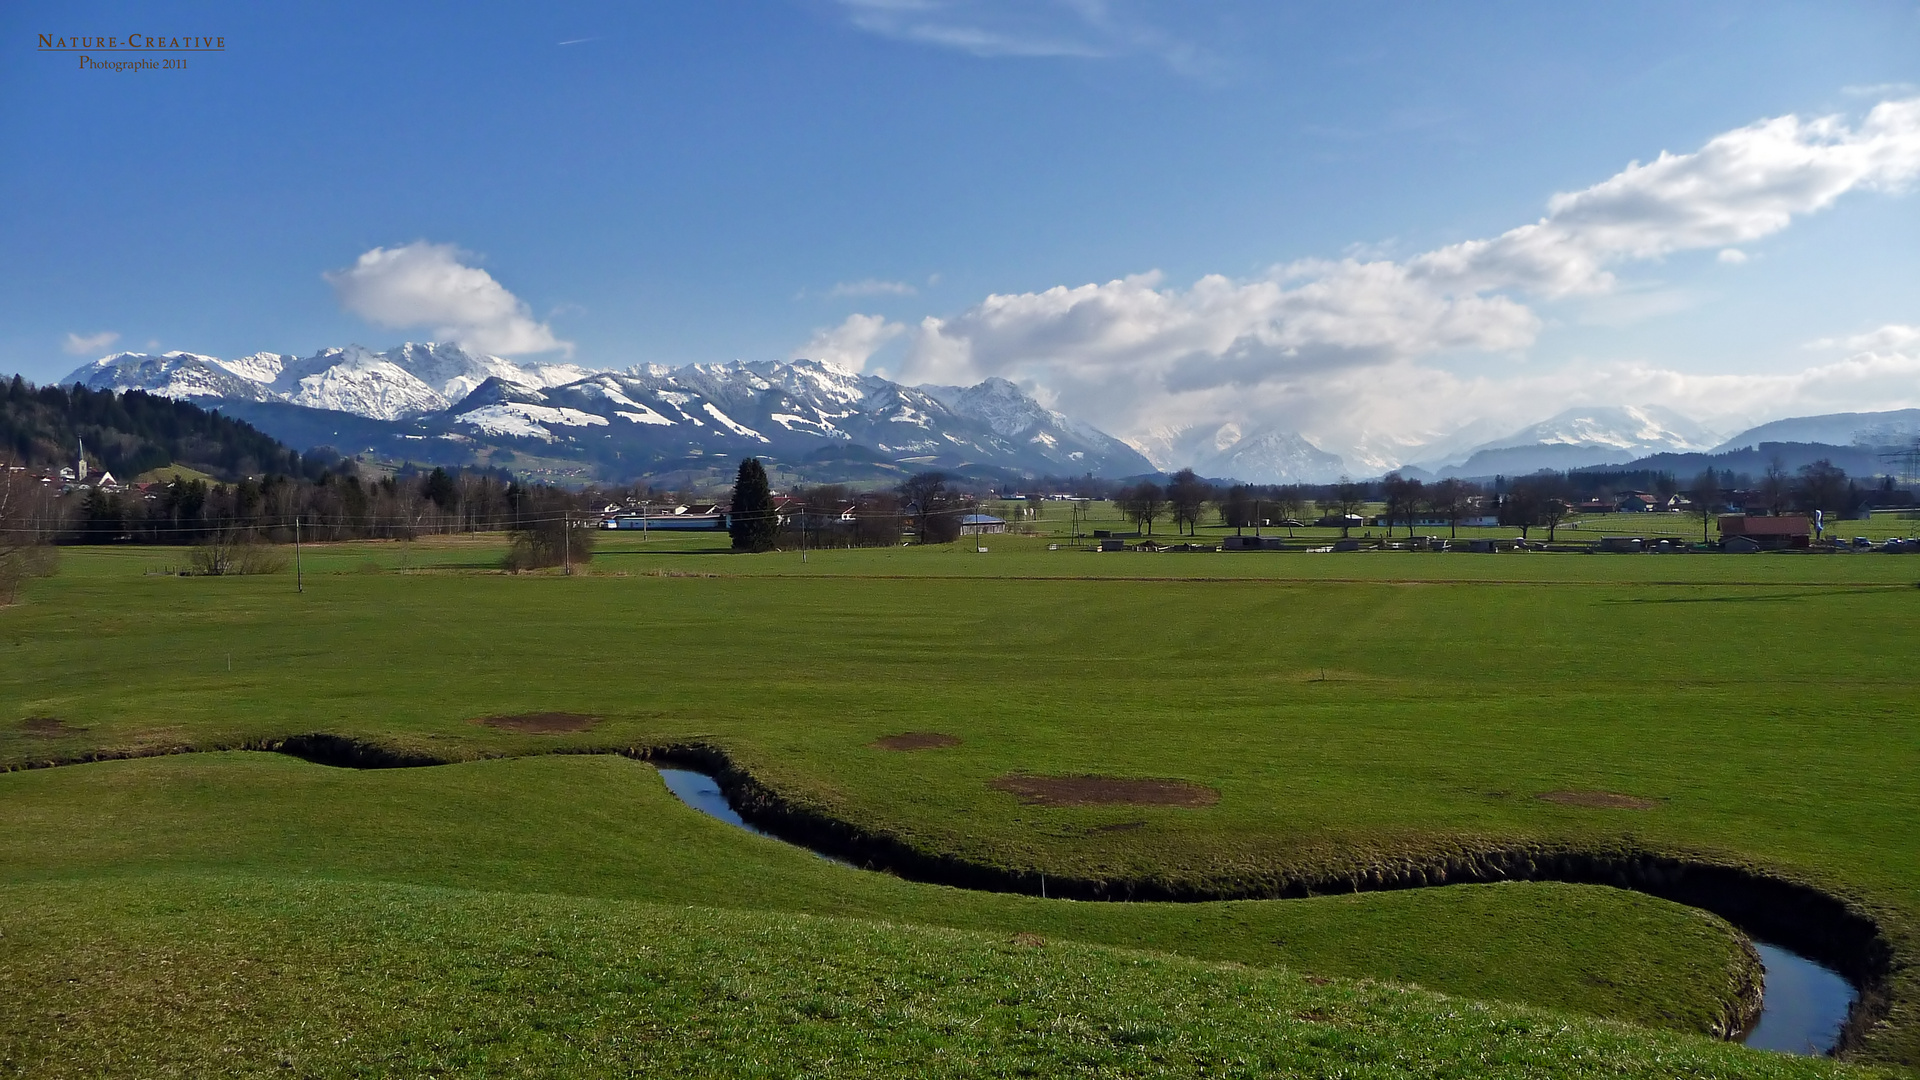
[604,513,727,531]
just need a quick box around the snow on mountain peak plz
[1481,404,1719,454]
[62,347,1150,478]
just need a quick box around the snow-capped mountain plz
[1712,409,1920,452]
[918,377,1148,473]
[67,343,594,422]
[1435,405,1721,477]
[69,350,280,403]
[1132,422,1348,484]
[440,360,1152,475]
[63,346,1149,480]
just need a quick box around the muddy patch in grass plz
[870,732,961,751]
[1536,789,1661,810]
[18,716,83,737]
[990,774,1219,807]
[470,712,599,735]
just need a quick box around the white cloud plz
[896,267,1536,397]
[1845,82,1919,98]
[836,0,1219,76]
[1115,342,1920,471]
[63,330,119,356]
[324,242,571,357]
[1717,248,1748,264]
[1407,98,1920,297]
[828,278,918,298]
[793,313,906,371]
[884,98,1920,463]
[1807,323,1920,352]
[840,0,1108,58]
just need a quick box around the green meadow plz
[3,533,1917,1075]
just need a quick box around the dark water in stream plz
[655,765,1856,1056]
[657,768,774,838]
[1742,942,1856,1056]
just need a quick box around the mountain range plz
[1130,407,1727,484]
[1410,405,1724,478]
[1708,409,1920,453]
[65,345,1152,484]
[59,345,1919,485]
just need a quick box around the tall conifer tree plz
[729,457,778,551]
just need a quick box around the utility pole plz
[295,516,303,593]
[562,509,572,576]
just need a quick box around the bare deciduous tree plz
[1166,469,1210,536]
[1321,479,1364,537]
[1760,457,1791,515]
[1381,472,1425,537]
[189,526,289,576]
[1427,478,1470,539]
[1118,481,1166,535]
[1691,468,1723,543]
[0,469,60,604]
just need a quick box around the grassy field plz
[1,876,1875,1079]
[0,752,1762,1035]
[4,537,1917,1074]
[984,497,1920,547]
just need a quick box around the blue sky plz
[5,1,1919,463]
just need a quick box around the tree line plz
[1087,456,1894,544]
[727,459,993,552]
[1,378,324,482]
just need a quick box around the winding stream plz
[657,764,1858,1057]
[1742,943,1857,1055]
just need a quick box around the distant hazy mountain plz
[1712,409,1920,452]
[64,345,1147,482]
[1596,441,1893,481]
[1437,405,1721,477]
[1132,422,1347,484]
[918,377,1150,474]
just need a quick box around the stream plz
[657,764,1859,1057]
[1742,942,1857,1055]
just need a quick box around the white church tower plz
[75,437,86,483]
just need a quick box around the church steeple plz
[76,436,86,483]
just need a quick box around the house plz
[1722,535,1764,553]
[958,513,1006,536]
[1717,514,1811,549]
[1616,492,1672,513]
[603,505,727,531]
[1314,513,1366,529]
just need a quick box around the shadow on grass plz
[593,548,737,557]
[1607,587,1897,605]
[2,734,1897,1059]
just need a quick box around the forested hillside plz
[1,376,319,481]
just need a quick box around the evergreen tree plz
[729,457,778,551]
[422,466,457,509]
